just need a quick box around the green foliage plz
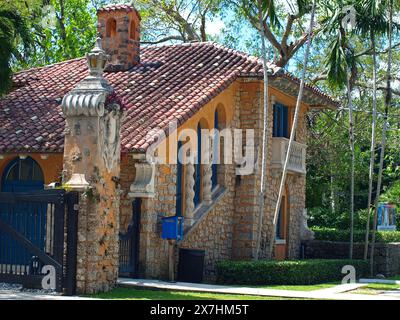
[308,207,372,230]
[380,180,400,209]
[0,4,32,94]
[24,0,98,67]
[312,227,400,243]
[216,259,368,285]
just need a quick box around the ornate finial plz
[62,37,113,117]
[86,37,110,77]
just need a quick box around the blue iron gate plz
[0,190,78,295]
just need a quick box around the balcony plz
[271,137,306,175]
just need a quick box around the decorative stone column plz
[185,157,195,227]
[61,38,124,294]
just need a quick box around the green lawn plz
[351,282,400,295]
[253,282,339,291]
[89,288,303,300]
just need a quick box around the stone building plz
[0,4,338,291]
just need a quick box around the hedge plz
[312,227,400,243]
[216,259,368,285]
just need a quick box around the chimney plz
[97,4,141,71]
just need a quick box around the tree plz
[29,0,98,65]
[319,0,358,258]
[228,0,314,67]
[0,4,32,95]
[268,0,317,258]
[370,0,394,275]
[358,0,391,261]
[136,0,222,43]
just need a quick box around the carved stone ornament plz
[128,157,156,198]
[99,104,122,173]
[65,173,90,191]
[300,209,315,241]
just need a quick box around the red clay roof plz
[97,4,141,19]
[0,42,338,154]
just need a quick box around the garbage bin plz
[177,248,205,283]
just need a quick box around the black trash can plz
[177,248,205,283]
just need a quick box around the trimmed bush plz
[312,227,400,243]
[216,259,368,285]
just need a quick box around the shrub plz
[216,259,368,285]
[308,207,373,230]
[311,227,400,243]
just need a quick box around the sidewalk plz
[0,289,96,300]
[118,278,400,300]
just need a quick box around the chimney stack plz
[97,4,141,71]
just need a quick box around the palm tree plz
[369,0,394,275]
[356,0,390,261]
[320,0,358,259]
[0,6,32,95]
[268,0,317,258]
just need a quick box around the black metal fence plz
[119,198,141,278]
[0,190,78,295]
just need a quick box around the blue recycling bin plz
[161,215,184,241]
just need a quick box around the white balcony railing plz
[271,137,306,174]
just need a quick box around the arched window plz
[211,110,219,189]
[194,123,202,207]
[212,104,226,190]
[106,18,117,38]
[129,19,136,39]
[1,157,44,192]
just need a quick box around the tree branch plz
[141,35,185,44]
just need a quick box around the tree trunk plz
[363,29,378,260]
[346,75,355,259]
[369,0,393,275]
[268,0,317,259]
[254,0,270,260]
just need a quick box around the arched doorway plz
[275,187,290,260]
[0,157,45,265]
[1,157,44,192]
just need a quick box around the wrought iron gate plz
[0,189,78,295]
[119,198,141,277]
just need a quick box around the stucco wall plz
[0,153,63,189]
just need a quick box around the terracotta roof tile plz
[0,42,339,154]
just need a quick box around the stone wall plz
[261,105,308,260]
[303,240,400,276]
[232,80,262,260]
[119,154,136,232]
[179,163,236,282]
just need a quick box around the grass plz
[88,282,340,300]
[351,282,400,295]
[89,287,304,300]
[253,282,339,291]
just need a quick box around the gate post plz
[61,38,124,294]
